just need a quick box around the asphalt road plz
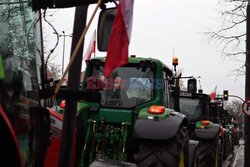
[232,139,244,167]
[223,139,244,167]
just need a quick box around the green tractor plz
[75,56,189,167]
[179,79,222,167]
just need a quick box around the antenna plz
[172,48,175,58]
[171,48,175,72]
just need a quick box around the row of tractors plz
[0,0,241,167]
[179,84,241,167]
[51,56,241,167]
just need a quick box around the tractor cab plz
[82,57,174,109]
[180,91,209,122]
[179,79,210,138]
[0,2,50,166]
[84,58,155,108]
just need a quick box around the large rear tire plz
[193,139,220,167]
[133,126,189,167]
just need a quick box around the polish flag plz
[210,86,217,100]
[104,0,134,78]
[83,30,96,61]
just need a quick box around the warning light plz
[201,120,210,126]
[148,106,165,114]
[223,90,228,101]
[60,100,66,108]
[172,57,178,66]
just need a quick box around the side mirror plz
[97,8,117,51]
[187,79,197,93]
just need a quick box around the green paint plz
[196,120,213,129]
[119,122,129,161]
[91,108,133,123]
[90,121,129,161]
[79,119,93,167]
[78,56,174,164]
[138,107,172,120]
[225,124,232,129]
[89,120,96,165]
[94,133,101,143]
[56,106,64,114]
[0,55,4,79]
[89,56,167,66]
[78,102,91,128]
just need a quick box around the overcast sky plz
[47,0,245,100]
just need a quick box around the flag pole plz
[94,29,96,57]
[52,0,102,100]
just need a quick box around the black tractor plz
[179,78,222,167]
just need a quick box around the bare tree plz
[224,99,244,126]
[47,63,61,80]
[206,0,246,75]
[42,10,59,63]
[40,9,63,80]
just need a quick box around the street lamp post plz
[245,1,250,167]
[62,31,65,74]
[58,31,73,74]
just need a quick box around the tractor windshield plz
[0,1,42,99]
[0,1,43,165]
[86,64,154,108]
[180,98,202,120]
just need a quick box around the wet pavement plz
[232,139,244,167]
[223,139,244,167]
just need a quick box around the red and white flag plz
[83,30,96,61]
[104,0,134,78]
[210,86,217,100]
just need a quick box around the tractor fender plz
[134,111,187,140]
[195,123,220,139]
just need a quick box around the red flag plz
[210,86,217,100]
[83,30,96,61]
[104,0,134,78]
